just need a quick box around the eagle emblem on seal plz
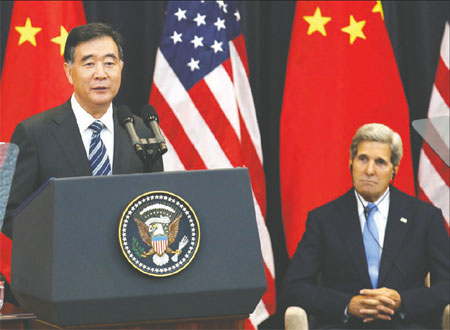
[119,191,200,277]
[134,214,188,266]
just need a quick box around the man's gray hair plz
[350,123,403,167]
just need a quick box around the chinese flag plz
[0,1,86,141]
[0,1,85,282]
[280,1,415,257]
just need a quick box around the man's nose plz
[94,63,107,79]
[365,161,375,175]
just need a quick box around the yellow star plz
[51,25,69,56]
[303,7,331,36]
[372,1,384,20]
[15,17,42,47]
[341,15,366,45]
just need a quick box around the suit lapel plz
[378,186,411,285]
[50,101,92,176]
[337,189,372,287]
[50,104,136,175]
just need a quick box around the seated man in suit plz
[282,123,449,329]
[2,23,163,303]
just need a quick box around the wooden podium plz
[10,169,266,328]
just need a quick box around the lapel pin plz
[400,217,408,224]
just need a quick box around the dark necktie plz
[363,202,380,288]
[88,120,112,176]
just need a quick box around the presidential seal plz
[119,191,200,277]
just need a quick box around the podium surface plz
[11,168,266,326]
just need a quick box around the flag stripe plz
[252,193,274,275]
[418,150,450,224]
[230,41,263,162]
[222,58,234,82]
[248,300,270,328]
[440,22,449,68]
[189,79,242,166]
[428,84,450,117]
[422,142,450,186]
[204,64,241,139]
[241,115,268,217]
[0,232,12,282]
[435,56,449,107]
[232,34,250,77]
[262,263,277,313]
[152,85,206,170]
[159,135,186,171]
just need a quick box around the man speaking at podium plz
[283,123,449,329]
[2,22,163,238]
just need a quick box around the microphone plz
[139,105,168,155]
[117,105,145,158]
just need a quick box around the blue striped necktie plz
[88,120,112,176]
[363,202,380,288]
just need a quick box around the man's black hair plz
[64,22,124,64]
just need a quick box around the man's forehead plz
[80,53,118,62]
[356,140,391,157]
[74,37,119,59]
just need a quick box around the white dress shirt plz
[355,188,390,248]
[71,94,114,167]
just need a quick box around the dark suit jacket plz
[282,186,449,329]
[2,100,163,238]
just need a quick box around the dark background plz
[1,1,448,328]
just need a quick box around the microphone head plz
[117,105,134,126]
[139,104,159,124]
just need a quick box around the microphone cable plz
[355,190,408,282]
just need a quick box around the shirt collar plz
[71,94,114,132]
[355,187,390,217]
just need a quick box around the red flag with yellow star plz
[280,1,415,257]
[0,1,86,141]
[0,0,85,282]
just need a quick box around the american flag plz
[149,1,276,327]
[418,21,449,230]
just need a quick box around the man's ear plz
[63,62,73,85]
[392,165,399,180]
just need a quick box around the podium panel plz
[11,168,266,326]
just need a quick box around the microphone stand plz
[140,138,167,173]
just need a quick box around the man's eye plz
[84,62,94,67]
[376,159,387,166]
[358,155,368,162]
[105,61,115,67]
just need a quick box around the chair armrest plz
[443,304,449,330]
[285,306,309,330]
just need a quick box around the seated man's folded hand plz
[348,287,401,323]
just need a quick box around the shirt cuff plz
[343,305,351,323]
